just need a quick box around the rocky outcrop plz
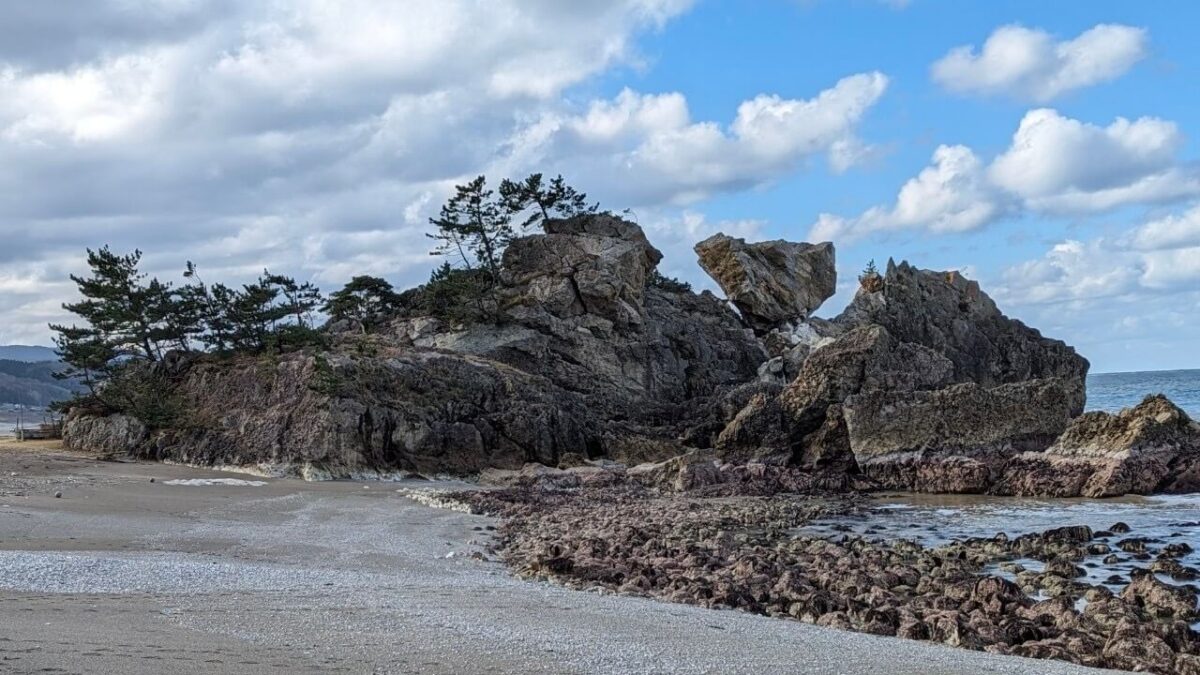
[694,234,836,331]
[66,215,766,476]
[62,412,146,456]
[706,255,1095,494]
[463,483,1200,674]
[500,213,663,327]
[992,396,1200,497]
[64,215,1191,500]
[836,260,1089,391]
[846,379,1085,492]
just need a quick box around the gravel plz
[0,452,1125,674]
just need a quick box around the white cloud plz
[1130,203,1200,250]
[525,72,889,205]
[989,109,1195,211]
[810,109,1200,242]
[998,202,1200,308]
[991,203,1200,372]
[932,23,1147,102]
[0,0,892,344]
[811,144,1007,241]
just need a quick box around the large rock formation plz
[61,412,146,456]
[66,215,766,476]
[694,234,836,331]
[63,220,1194,499]
[709,257,1091,493]
[846,379,1086,492]
[838,261,1088,391]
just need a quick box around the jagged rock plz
[131,350,600,475]
[716,324,954,468]
[711,255,1093,495]
[500,217,660,325]
[694,234,836,331]
[1051,394,1200,459]
[627,451,721,491]
[478,463,583,489]
[62,413,146,455]
[66,214,768,477]
[758,317,845,382]
[837,260,1089,396]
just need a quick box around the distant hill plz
[0,358,81,407]
[0,345,58,363]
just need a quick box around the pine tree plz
[49,324,115,397]
[498,173,598,231]
[428,175,514,281]
[324,276,401,333]
[59,247,180,362]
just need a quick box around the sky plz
[0,0,1197,373]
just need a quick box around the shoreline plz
[0,443,1118,674]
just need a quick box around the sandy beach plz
[0,442,1122,674]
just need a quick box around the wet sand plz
[0,442,1122,674]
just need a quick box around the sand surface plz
[0,442,1124,674]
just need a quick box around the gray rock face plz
[694,234,836,331]
[837,260,1089,393]
[715,325,954,466]
[501,215,662,326]
[65,215,765,476]
[713,259,1092,495]
[62,413,146,455]
[845,378,1085,492]
[65,221,1160,498]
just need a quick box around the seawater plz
[1088,369,1200,417]
[796,369,1200,597]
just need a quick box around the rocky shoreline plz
[55,212,1200,672]
[446,479,1200,674]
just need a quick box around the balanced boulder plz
[694,234,836,331]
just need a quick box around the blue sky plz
[0,0,1196,372]
[620,0,1200,372]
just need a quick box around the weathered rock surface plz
[694,234,836,331]
[992,396,1200,497]
[837,260,1089,391]
[711,256,1095,494]
[846,379,1085,492]
[62,412,146,456]
[66,215,765,476]
[63,216,1192,500]
[459,482,1200,674]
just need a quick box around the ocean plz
[1086,368,1200,417]
[798,368,1200,611]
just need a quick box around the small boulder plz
[1120,571,1199,620]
